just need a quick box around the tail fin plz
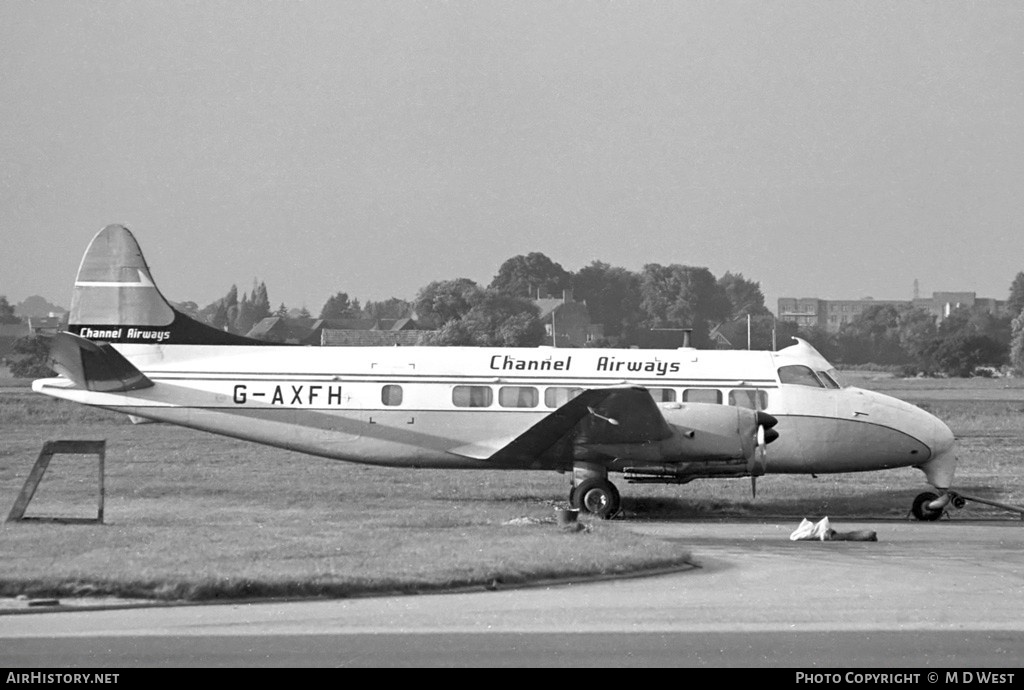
[68,224,262,345]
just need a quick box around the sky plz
[1,1,1022,316]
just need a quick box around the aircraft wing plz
[451,387,673,467]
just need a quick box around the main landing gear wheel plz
[912,491,944,521]
[572,478,621,520]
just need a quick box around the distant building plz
[533,289,603,347]
[320,329,432,347]
[919,292,1005,320]
[245,317,307,344]
[26,315,66,336]
[315,317,429,347]
[708,325,733,349]
[245,315,434,346]
[631,328,693,349]
[778,292,1008,333]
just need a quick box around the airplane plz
[32,225,959,520]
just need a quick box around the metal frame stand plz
[6,440,106,524]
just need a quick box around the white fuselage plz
[32,340,957,489]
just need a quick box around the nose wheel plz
[913,490,1024,520]
[911,491,946,521]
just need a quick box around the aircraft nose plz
[861,388,954,458]
[854,388,957,488]
[927,414,955,457]
[918,408,956,490]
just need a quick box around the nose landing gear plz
[911,490,1024,521]
[911,491,949,521]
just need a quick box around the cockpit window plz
[823,368,846,388]
[778,364,826,388]
[817,370,841,389]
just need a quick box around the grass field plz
[2,372,1023,602]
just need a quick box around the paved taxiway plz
[2,519,1022,666]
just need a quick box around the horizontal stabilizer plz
[48,331,154,392]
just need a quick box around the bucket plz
[555,507,580,527]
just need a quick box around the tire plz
[571,478,621,519]
[912,491,943,521]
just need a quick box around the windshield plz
[778,364,826,388]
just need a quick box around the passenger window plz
[647,388,677,403]
[683,389,722,404]
[381,384,403,406]
[499,386,539,408]
[452,385,493,408]
[778,365,826,388]
[729,389,768,410]
[544,387,584,408]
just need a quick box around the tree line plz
[5,264,1024,378]
[185,253,776,350]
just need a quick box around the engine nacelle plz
[584,402,776,468]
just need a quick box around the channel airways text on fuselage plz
[490,355,681,377]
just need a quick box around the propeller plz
[756,410,779,444]
[750,409,778,497]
